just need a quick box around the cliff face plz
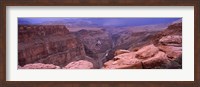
[18,25,70,43]
[112,31,158,50]
[103,22,182,69]
[18,25,94,67]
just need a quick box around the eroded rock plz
[103,52,143,69]
[135,44,159,59]
[64,60,94,69]
[18,25,88,67]
[159,35,182,45]
[158,45,182,59]
[103,21,182,69]
[142,51,171,69]
[19,63,60,69]
[114,49,130,56]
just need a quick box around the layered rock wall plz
[18,25,89,67]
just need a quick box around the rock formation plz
[114,49,130,56]
[18,19,182,69]
[103,52,143,69]
[135,44,159,59]
[103,21,182,69]
[18,63,60,69]
[63,60,94,69]
[18,25,96,67]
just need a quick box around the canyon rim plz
[18,18,182,69]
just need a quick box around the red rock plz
[158,45,182,59]
[103,52,143,69]
[159,35,182,45]
[142,51,170,69]
[167,51,182,59]
[114,49,130,56]
[18,25,88,67]
[18,25,69,43]
[135,44,159,59]
[113,52,134,60]
[19,63,60,69]
[64,60,94,69]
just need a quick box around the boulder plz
[19,63,60,69]
[103,52,143,69]
[135,44,159,59]
[158,45,182,59]
[64,60,94,69]
[142,51,171,69]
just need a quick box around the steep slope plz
[18,25,97,67]
[111,23,169,50]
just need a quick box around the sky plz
[18,18,181,27]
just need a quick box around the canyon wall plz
[74,29,112,54]
[18,25,97,67]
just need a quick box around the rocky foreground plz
[18,25,98,68]
[18,60,93,69]
[103,22,182,69]
[18,20,182,69]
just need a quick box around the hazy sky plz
[18,18,181,27]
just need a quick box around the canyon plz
[18,19,182,69]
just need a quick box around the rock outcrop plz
[18,63,60,69]
[18,25,96,67]
[103,21,182,69]
[18,19,182,69]
[114,49,130,56]
[135,44,159,59]
[103,52,143,69]
[159,35,182,46]
[141,51,171,69]
[63,60,94,69]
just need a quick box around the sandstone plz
[18,25,69,43]
[103,52,143,69]
[135,44,159,59]
[19,63,60,69]
[18,25,88,67]
[158,45,182,59]
[159,35,182,45]
[142,51,171,69]
[114,49,130,56]
[166,51,182,59]
[64,60,94,69]
[113,52,134,60]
